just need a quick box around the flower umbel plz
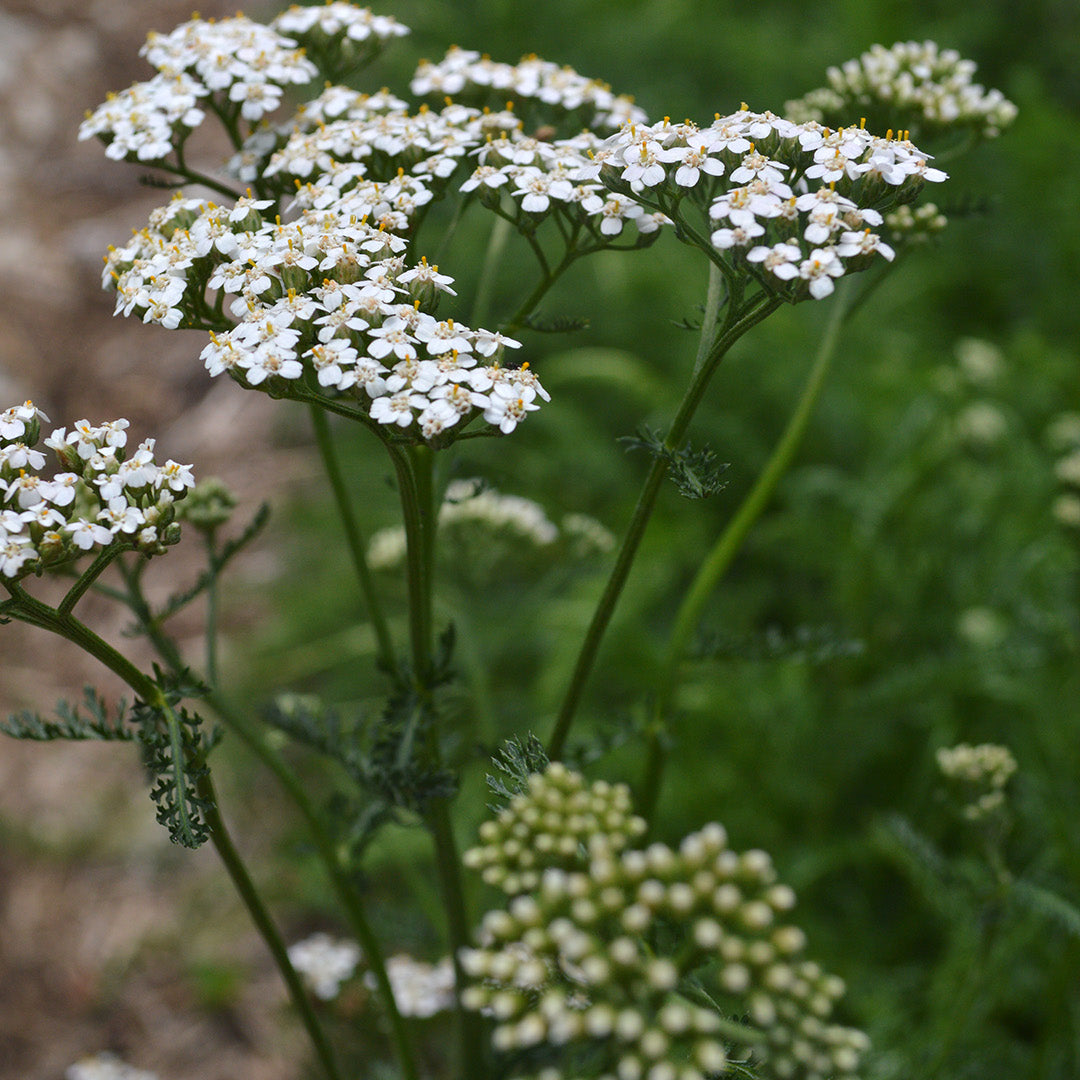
[462,764,868,1080]
[0,403,192,580]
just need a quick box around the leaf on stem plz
[132,667,217,849]
[1,687,135,742]
[486,734,550,810]
[620,426,730,499]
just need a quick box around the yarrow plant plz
[1,5,1020,1080]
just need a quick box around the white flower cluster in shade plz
[0,403,194,580]
[288,932,363,1000]
[65,1053,158,1080]
[411,46,648,129]
[102,197,547,442]
[78,9,409,162]
[461,765,868,1080]
[366,481,613,570]
[590,108,947,298]
[786,41,1017,139]
[936,743,1018,821]
[365,955,457,1018]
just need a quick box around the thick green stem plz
[309,404,396,671]
[639,283,853,821]
[392,445,484,1074]
[391,444,434,680]
[547,292,783,759]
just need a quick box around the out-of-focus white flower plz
[937,742,1017,820]
[66,1052,158,1080]
[288,933,362,1000]
[366,955,456,1017]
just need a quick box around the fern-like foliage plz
[486,734,550,810]
[131,667,217,849]
[263,626,460,849]
[620,426,730,499]
[1,687,135,742]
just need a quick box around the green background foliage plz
[228,1,1079,1076]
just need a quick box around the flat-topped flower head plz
[0,407,192,579]
[591,108,946,301]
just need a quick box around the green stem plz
[391,444,432,679]
[58,539,126,615]
[639,282,853,821]
[392,445,484,1074]
[203,689,421,1080]
[198,771,344,1080]
[470,214,513,329]
[1,587,342,1080]
[309,404,396,672]
[547,291,783,760]
[204,532,220,688]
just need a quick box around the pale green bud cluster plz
[884,202,947,243]
[176,476,237,533]
[463,762,646,895]
[936,743,1017,820]
[463,767,868,1080]
[786,41,1017,140]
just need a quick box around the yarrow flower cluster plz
[936,743,1018,821]
[102,195,546,443]
[367,481,613,570]
[785,41,1017,140]
[461,764,868,1080]
[591,108,947,299]
[411,47,647,129]
[79,9,409,163]
[0,403,193,580]
[288,932,363,1000]
[367,954,457,1018]
[464,762,646,895]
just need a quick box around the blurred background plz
[1,0,1077,1077]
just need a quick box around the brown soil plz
[0,3,323,1077]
